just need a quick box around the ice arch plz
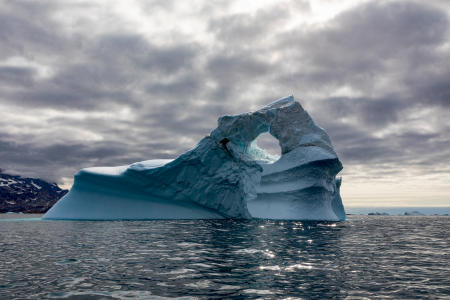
[210,96,345,220]
[44,96,345,221]
[250,132,281,163]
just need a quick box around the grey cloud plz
[319,97,404,128]
[91,34,199,74]
[209,6,291,45]
[11,76,133,110]
[206,53,273,102]
[0,137,148,184]
[0,2,70,59]
[320,120,445,169]
[330,2,447,51]
[0,0,203,111]
[146,75,202,101]
[277,1,449,94]
[312,100,450,177]
[1,32,201,109]
[0,0,449,192]
[420,79,450,107]
[0,66,35,86]
[270,1,450,176]
[405,67,450,107]
[208,54,270,81]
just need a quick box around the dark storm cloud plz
[0,0,449,188]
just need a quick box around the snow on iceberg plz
[43,96,345,221]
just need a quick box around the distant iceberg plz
[43,96,345,221]
[404,211,425,216]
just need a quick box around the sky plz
[0,0,449,207]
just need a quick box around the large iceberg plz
[43,96,345,221]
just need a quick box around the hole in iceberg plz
[248,132,281,164]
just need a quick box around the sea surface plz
[346,206,450,216]
[0,214,449,299]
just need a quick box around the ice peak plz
[260,95,295,110]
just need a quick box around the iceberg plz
[43,96,345,221]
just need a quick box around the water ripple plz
[0,215,448,299]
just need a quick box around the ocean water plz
[0,215,449,299]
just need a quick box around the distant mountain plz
[0,171,68,213]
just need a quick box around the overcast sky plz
[1,0,449,206]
